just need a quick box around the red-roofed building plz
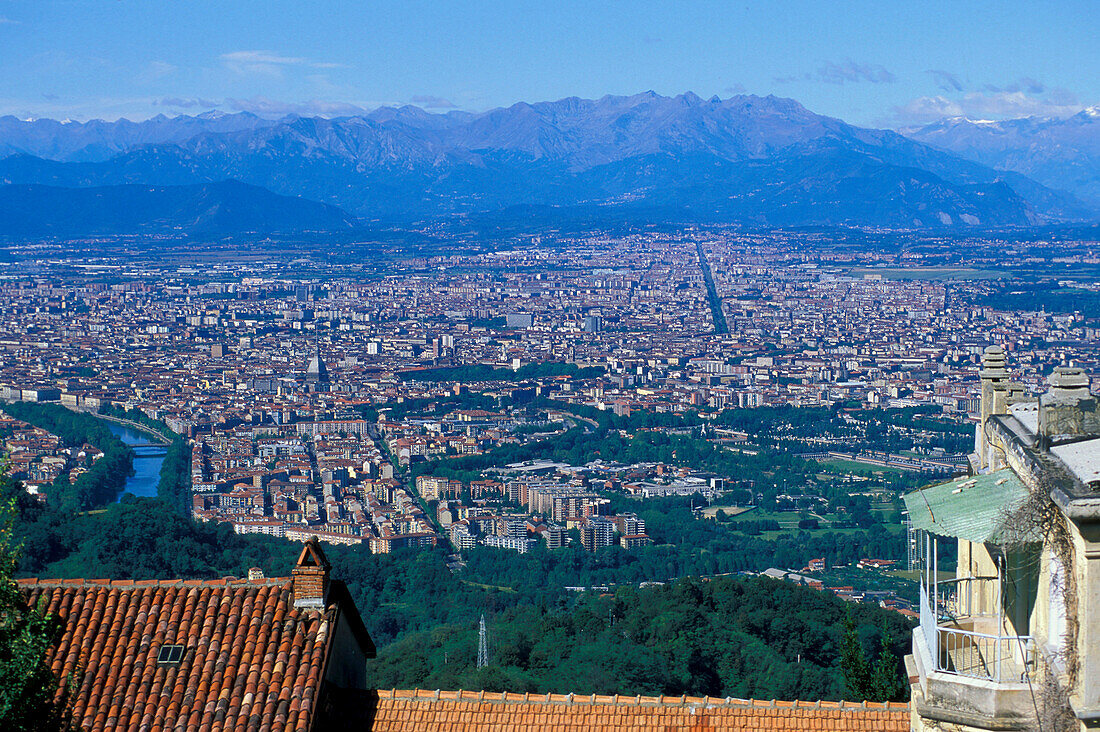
[19,539,375,730]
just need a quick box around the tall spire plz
[305,344,330,387]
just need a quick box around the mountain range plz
[904,108,1100,208]
[0,93,1097,236]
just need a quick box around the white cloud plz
[221,50,343,77]
[774,59,895,86]
[409,95,456,109]
[816,60,895,85]
[223,96,370,117]
[137,60,178,84]
[0,16,20,25]
[890,90,1085,126]
[984,77,1045,95]
[156,97,221,110]
[926,70,963,92]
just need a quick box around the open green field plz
[729,509,805,526]
[756,526,877,540]
[849,267,1008,281]
[754,523,906,541]
[726,507,906,541]
[816,457,906,476]
[701,505,756,519]
[460,579,518,594]
[887,569,922,583]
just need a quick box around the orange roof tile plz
[366,689,910,731]
[19,576,359,731]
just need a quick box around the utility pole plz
[477,614,488,669]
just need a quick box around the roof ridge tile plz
[376,688,910,729]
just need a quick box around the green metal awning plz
[903,468,1033,544]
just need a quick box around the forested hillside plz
[365,576,909,701]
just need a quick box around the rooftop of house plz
[987,360,1100,501]
[365,689,910,731]
[18,539,373,731]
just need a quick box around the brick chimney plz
[292,538,331,609]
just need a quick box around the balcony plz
[929,576,1036,682]
[903,470,1045,730]
[912,576,1038,730]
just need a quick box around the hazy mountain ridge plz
[1,93,1095,230]
[904,108,1100,207]
[0,180,358,237]
[0,111,281,163]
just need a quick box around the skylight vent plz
[156,644,185,666]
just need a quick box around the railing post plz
[933,538,938,622]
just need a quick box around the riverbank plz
[92,413,171,444]
[1,401,134,511]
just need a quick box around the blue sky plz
[1,0,1097,127]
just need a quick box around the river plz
[105,422,167,500]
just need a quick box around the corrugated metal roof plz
[903,469,1032,544]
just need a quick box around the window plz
[156,644,185,666]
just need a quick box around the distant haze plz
[1,92,1096,235]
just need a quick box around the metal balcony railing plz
[936,627,1036,683]
[920,581,1036,683]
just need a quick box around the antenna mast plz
[477,614,488,669]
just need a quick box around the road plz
[695,241,729,334]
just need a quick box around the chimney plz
[292,538,331,609]
[977,346,1011,469]
[1039,367,1099,442]
[979,346,1009,422]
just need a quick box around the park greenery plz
[975,281,1100,323]
[356,391,500,422]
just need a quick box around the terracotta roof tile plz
[18,576,339,732]
[367,689,910,731]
